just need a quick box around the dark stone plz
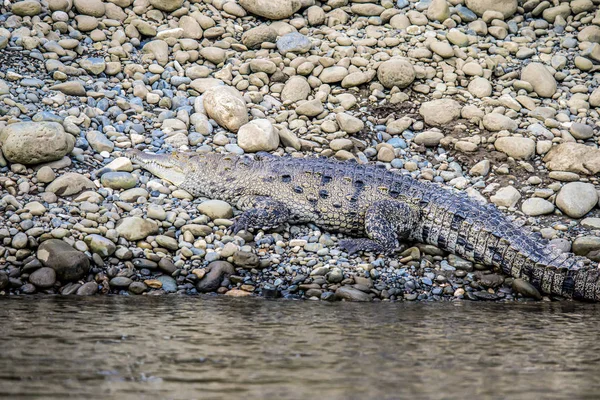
[196,261,235,293]
[158,258,177,275]
[335,286,372,302]
[29,267,56,288]
[512,279,542,300]
[60,282,82,295]
[262,283,279,298]
[0,272,9,290]
[477,273,505,289]
[157,275,177,292]
[37,239,90,281]
[132,258,158,270]
[109,276,133,288]
[128,281,148,295]
[21,283,37,294]
[76,281,98,295]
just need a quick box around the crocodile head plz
[126,149,191,186]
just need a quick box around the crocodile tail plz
[527,253,600,301]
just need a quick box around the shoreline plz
[1,0,600,302]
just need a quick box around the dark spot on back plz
[322,175,332,184]
[319,189,329,199]
[294,186,303,194]
[354,180,364,188]
[282,174,291,183]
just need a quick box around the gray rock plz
[521,63,557,98]
[237,119,280,152]
[157,275,177,292]
[84,234,116,257]
[0,122,75,165]
[335,286,372,302]
[490,186,521,208]
[116,217,159,241]
[521,198,555,216]
[494,137,535,159]
[203,86,248,132]
[556,182,598,218]
[543,143,600,175]
[29,267,57,289]
[277,32,312,54]
[100,172,137,190]
[239,0,301,19]
[377,59,415,89]
[419,99,462,126]
[110,276,133,288]
[76,281,98,295]
[37,239,90,281]
[86,130,114,153]
[512,279,542,300]
[483,114,518,132]
[46,173,96,196]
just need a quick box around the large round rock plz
[37,239,90,282]
[377,59,415,89]
[239,0,301,20]
[196,261,236,293]
[203,86,248,132]
[556,182,598,218]
[0,122,75,164]
[149,0,183,12]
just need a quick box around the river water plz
[1,297,599,399]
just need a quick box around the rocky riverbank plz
[1,0,600,301]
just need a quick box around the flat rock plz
[494,137,535,159]
[197,200,233,219]
[0,122,75,165]
[483,113,518,132]
[335,286,372,302]
[543,143,600,175]
[465,0,517,18]
[149,0,183,12]
[50,81,86,96]
[46,173,95,196]
[116,217,159,241]
[277,32,312,54]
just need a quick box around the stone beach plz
[1,0,600,302]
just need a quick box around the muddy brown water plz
[1,296,599,399]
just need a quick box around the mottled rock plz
[543,143,600,175]
[46,173,95,196]
[203,86,248,132]
[419,99,462,126]
[377,59,415,89]
[0,122,75,165]
[237,119,280,152]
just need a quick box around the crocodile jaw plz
[126,149,186,186]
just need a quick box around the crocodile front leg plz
[231,196,290,234]
[339,200,420,255]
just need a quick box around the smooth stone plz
[197,200,233,219]
[116,217,159,241]
[377,59,415,89]
[196,261,235,293]
[543,143,600,175]
[556,182,598,218]
[237,119,280,152]
[490,186,521,208]
[335,286,372,302]
[29,267,57,289]
[521,63,557,98]
[100,172,137,190]
[419,99,462,126]
[37,239,90,281]
[46,173,96,196]
[494,137,535,159]
[0,122,75,165]
[203,86,248,132]
[277,32,312,54]
[521,198,555,216]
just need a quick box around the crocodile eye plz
[282,174,291,182]
[294,186,303,194]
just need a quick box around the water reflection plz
[1,297,599,399]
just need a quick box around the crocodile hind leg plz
[339,200,420,255]
[230,196,290,234]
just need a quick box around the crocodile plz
[126,149,600,302]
